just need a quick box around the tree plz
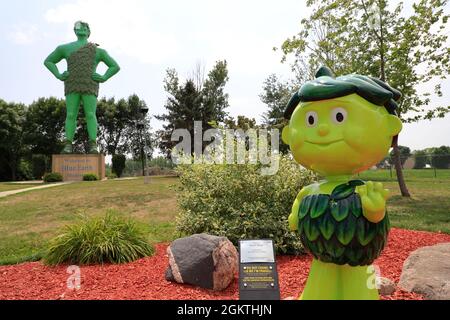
[0,100,26,181]
[260,74,298,154]
[389,145,411,167]
[279,0,450,196]
[23,97,66,156]
[156,61,229,157]
[112,154,126,178]
[430,146,450,169]
[413,150,429,169]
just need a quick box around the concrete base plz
[52,154,106,182]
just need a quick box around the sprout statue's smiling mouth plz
[305,139,344,146]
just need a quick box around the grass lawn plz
[0,169,448,265]
[0,183,44,192]
[0,177,180,265]
[358,169,450,234]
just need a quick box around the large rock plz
[165,234,238,291]
[377,277,396,296]
[398,243,450,300]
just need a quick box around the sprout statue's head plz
[74,21,91,39]
[282,66,403,177]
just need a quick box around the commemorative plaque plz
[239,240,280,300]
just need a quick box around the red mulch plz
[1,228,449,300]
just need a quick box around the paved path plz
[0,182,72,198]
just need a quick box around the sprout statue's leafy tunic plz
[64,43,99,97]
[298,180,390,266]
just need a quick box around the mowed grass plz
[0,177,180,265]
[0,183,44,192]
[358,169,450,234]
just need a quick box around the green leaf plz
[336,213,356,245]
[299,196,312,219]
[350,194,363,218]
[330,198,350,222]
[310,194,329,219]
[356,217,377,246]
[318,212,335,240]
[303,216,320,241]
[331,183,354,201]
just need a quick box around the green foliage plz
[175,155,317,254]
[17,160,33,181]
[148,156,175,169]
[107,172,118,180]
[413,150,429,169]
[156,61,230,157]
[0,100,26,181]
[389,145,411,166]
[83,173,99,181]
[44,212,154,265]
[43,172,63,183]
[31,154,50,180]
[430,146,450,169]
[112,154,126,178]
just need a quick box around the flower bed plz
[1,228,449,300]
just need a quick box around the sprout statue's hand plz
[356,181,390,223]
[288,212,299,231]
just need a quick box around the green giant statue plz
[44,21,120,154]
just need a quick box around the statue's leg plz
[82,94,99,154]
[81,94,98,142]
[65,93,81,142]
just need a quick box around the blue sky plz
[1,0,449,151]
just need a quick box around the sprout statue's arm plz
[92,48,120,83]
[44,46,68,81]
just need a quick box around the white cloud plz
[44,0,178,64]
[8,24,39,45]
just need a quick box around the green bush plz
[44,212,154,265]
[31,154,50,179]
[112,154,126,178]
[107,172,118,180]
[175,155,316,255]
[83,173,99,181]
[43,172,63,183]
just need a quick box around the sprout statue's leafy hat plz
[284,66,401,120]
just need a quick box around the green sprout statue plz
[44,21,120,154]
[282,66,403,300]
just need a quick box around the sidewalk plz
[0,182,72,198]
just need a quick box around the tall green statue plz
[44,21,120,154]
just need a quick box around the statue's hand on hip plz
[92,73,106,83]
[58,71,69,81]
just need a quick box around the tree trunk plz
[392,135,411,197]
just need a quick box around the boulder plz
[165,234,238,291]
[377,277,396,296]
[398,243,450,300]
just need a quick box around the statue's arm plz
[44,46,67,81]
[93,49,120,83]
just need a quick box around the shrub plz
[44,212,154,265]
[107,172,118,180]
[112,154,126,178]
[43,172,63,183]
[83,173,99,181]
[175,155,316,255]
[31,154,50,180]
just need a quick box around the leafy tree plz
[279,0,450,196]
[0,100,26,181]
[389,145,411,167]
[413,150,429,169]
[23,97,66,156]
[156,61,229,157]
[430,145,450,169]
[112,154,126,178]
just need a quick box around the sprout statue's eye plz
[305,111,318,127]
[331,108,347,124]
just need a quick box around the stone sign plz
[239,240,280,300]
[52,154,105,181]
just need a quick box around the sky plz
[0,0,449,151]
